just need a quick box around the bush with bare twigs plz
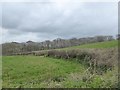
[44,48,118,75]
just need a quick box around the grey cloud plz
[1,2,118,43]
[2,3,33,29]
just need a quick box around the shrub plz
[45,48,118,75]
[33,51,47,56]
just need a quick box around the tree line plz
[2,35,115,55]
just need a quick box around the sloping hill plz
[58,40,118,50]
[21,40,118,55]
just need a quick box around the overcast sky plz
[0,0,118,43]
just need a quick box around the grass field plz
[58,40,118,50]
[2,56,118,88]
[2,40,118,88]
[2,56,86,88]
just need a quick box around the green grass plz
[2,40,118,88]
[2,56,118,88]
[2,56,86,88]
[58,40,118,50]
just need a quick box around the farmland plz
[57,40,118,50]
[2,56,86,88]
[2,40,119,88]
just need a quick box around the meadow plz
[2,40,118,88]
[2,56,86,88]
[57,40,118,50]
